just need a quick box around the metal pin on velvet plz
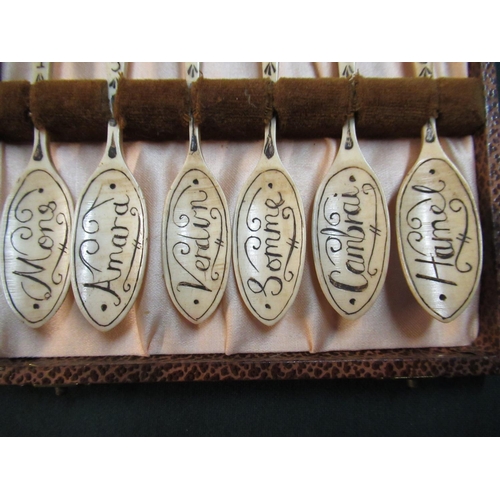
[71,62,149,331]
[162,62,231,323]
[312,62,390,319]
[233,62,306,325]
[396,62,483,322]
[0,63,74,327]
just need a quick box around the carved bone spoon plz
[312,62,390,319]
[233,62,306,326]
[396,62,482,322]
[162,62,231,323]
[71,63,148,331]
[0,62,74,327]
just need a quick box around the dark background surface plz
[0,63,498,437]
[1,375,499,436]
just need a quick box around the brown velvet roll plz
[191,77,273,140]
[0,81,33,142]
[115,79,190,141]
[274,78,351,139]
[355,76,439,138]
[0,77,487,143]
[30,79,110,142]
[436,77,485,136]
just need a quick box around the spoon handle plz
[415,62,434,79]
[107,62,126,117]
[185,62,201,154]
[32,62,50,84]
[262,62,278,158]
[338,62,356,78]
[262,62,278,82]
[104,63,126,162]
[185,61,200,86]
[415,63,439,145]
[31,63,51,163]
[338,62,358,154]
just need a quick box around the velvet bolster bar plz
[0,76,485,143]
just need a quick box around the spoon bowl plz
[162,62,231,324]
[233,62,306,326]
[71,63,148,331]
[312,62,390,319]
[0,63,73,327]
[396,62,482,322]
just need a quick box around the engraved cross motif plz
[187,64,199,78]
[342,64,355,78]
[264,63,276,77]
[418,63,433,78]
[33,62,49,83]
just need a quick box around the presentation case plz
[0,62,497,385]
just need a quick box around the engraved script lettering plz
[164,168,229,322]
[73,169,146,328]
[397,158,481,321]
[235,169,304,323]
[314,167,388,316]
[1,170,71,324]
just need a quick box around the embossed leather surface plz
[0,62,481,357]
